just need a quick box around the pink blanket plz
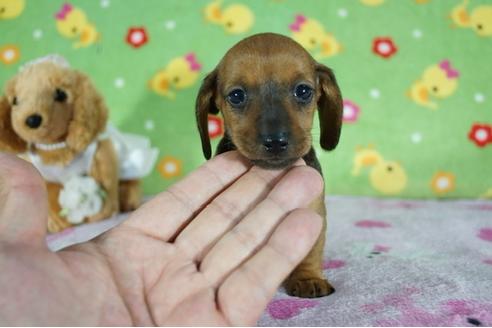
[47,196,492,326]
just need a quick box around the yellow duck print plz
[204,0,254,34]
[352,145,408,195]
[407,60,459,110]
[54,3,99,48]
[289,15,342,59]
[450,0,492,36]
[0,0,24,19]
[149,53,202,99]
[360,0,385,6]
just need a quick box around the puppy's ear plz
[316,63,343,151]
[0,78,27,153]
[66,71,108,153]
[195,69,219,160]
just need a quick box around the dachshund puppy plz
[195,33,343,298]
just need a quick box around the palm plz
[0,152,323,326]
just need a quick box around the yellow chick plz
[469,6,492,36]
[408,60,459,110]
[54,3,99,48]
[204,0,254,34]
[352,145,407,195]
[0,0,24,19]
[289,15,342,59]
[449,0,470,28]
[369,160,407,195]
[450,1,492,36]
[360,0,385,6]
[480,188,492,199]
[352,145,383,176]
[149,53,202,99]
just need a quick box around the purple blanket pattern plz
[258,196,492,327]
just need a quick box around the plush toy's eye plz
[227,88,246,107]
[12,96,18,106]
[54,88,67,102]
[294,83,313,103]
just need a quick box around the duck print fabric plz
[1,0,491,198]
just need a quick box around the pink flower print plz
[355,220,392,228]
[373,245,391,253]
[343,100,360,123]
[323,259,346,269]
[267,299,319,319]
[478,228,492,242]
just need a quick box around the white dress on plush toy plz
[28,124,159,224]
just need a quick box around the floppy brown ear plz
[0,78,27,153]
[195,69,219,160]
[66,70,108,153]
[316,63,343,151]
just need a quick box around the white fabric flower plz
[58,176,105,224]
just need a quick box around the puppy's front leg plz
[284,193,335,298]
[87,139,119,222]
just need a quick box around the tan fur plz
[284,193,335,297]
[119,179,141,212]
[0,60,140,233]
[196,33,343,298]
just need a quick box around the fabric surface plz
[1,0,491,199]
[46,196,492,326]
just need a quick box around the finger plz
[218,208,323,326]
[200,165,323,285]
[174,160,306,261]
[0,153,48,245]
[122,151,251,241]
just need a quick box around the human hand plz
[0,151,323,326]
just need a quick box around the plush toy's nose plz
[25,114,43,129]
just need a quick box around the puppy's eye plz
[294,84,313,103]
[227,88,246,107]
[12,96,18,106]
[54,88,67,102]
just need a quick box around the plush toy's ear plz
[66,70,108,153]
[0,79,27,153]
[316,63,343,151]
[195,69,219,160]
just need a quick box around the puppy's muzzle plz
[261,132,289,155]
[25,114,43,129]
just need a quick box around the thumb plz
[0,153,48,246]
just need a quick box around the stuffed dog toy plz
[0,55,157,233]
[196,33,343,298]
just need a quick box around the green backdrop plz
[1,0,491,198]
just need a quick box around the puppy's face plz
[196,33,343,169]
[216,44,317,168]
[5,62,75,144]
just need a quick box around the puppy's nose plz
[25,114,43,129]
[261,133,289,154]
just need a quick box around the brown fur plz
[196,33,343,298]
[0,60,140,233]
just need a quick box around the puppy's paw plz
[285,277,335,298]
